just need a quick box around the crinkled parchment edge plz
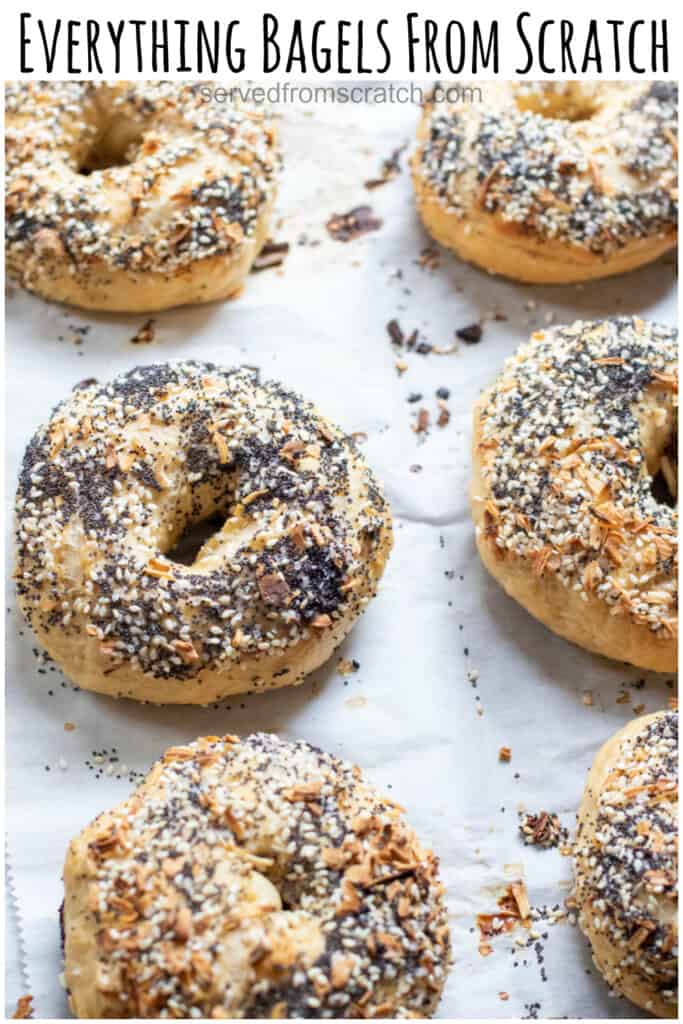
[5,839,32,1014]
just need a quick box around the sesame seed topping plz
[16,362,391,697]
[6,82,279,279]
[63,733,450,1017]
[476,318,677,637]
[575,712,678,1009]
[417,82,677,253]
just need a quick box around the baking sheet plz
[4,90,677,1019]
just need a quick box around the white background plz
[3,1,680,80]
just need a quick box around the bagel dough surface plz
[5,82,279,311]
[471,318,677,672]
[63,732,451,1018]
[16,362,392,703]
[413,81,677,283]
[575,711,678,1017]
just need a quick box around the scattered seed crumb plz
[130,319,155,345]
[413,408,430,434]
[326,206,382,241]
[499,746,512,762]
[63,722,76,731]
[387,319,404,346]
[364,142,407,189]
[418,244,440,271]
[12,995,33,1019]
[456,323,483,344]
[582,690,594,706]
[252,239,290,271]
[477,879,530,955]
[519,811,568,849]
[337,658,359,677]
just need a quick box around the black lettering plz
[262,13,280,72]
[130,21,145,73]
[107,21,124,74]
[473,20,498,72]
[151,19,168,73]
[20,12,34,72]
[175,20,191,73]
[225,21,244,73]
[582,20,602,73]
[376,19,390,73]
[629,20,645,73]
[606,20,623,73]
[37,18,61,74]
[85,20,102,73]
[651,19,668,72]
[560,20,577,73]
[357,20,371,74]
[406,12,419,73]
[67,20,81,74]
[197,21,219,73]
[285,21,306,73]
[446,21,465,74]
[538,20,555,74]
[337,19,351,73]
[424,20,440,73]
[515,12,533,74]
[311,21,331,73]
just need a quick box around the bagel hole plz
[165,513,228,566]
[77,121,145,174]
[514,86,598,122]
[651,440,677,508]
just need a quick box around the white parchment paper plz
[5,92,677,1019]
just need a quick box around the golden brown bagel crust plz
[63,732,451,1018]
[16,362,392,704]
[5,82,279,312]
[471,318,677,672]
[574,711,678,1017]
[412,82,677,283]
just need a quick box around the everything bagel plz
[62,732,451,1018]
[5,81,279,311]
[413,81,677,283]
[471,318,677,672]
[574,711,678,1017]
[15,362,392,703]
